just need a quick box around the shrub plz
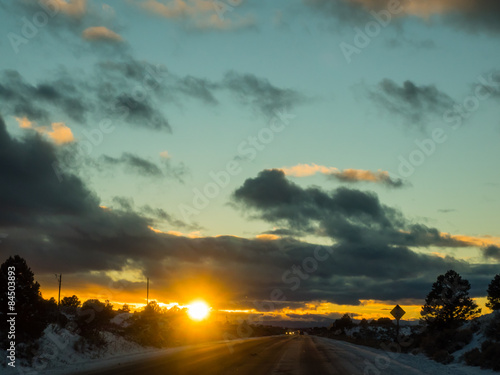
[463,348,482,367]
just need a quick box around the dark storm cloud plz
[0,124,495,309]
[232,169,465,248]
[369,79,455,127]
[483,245,500,261]
[222,71,306,118]
[304,0,500,34]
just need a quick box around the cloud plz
[369,79,455,127]
[0,63,169,131]
[281,163,404,188]
[42,122,75,144]
[99,152,189,182]
[222,71,306,118]
[14,116,34,129]
[304,0,500,34]
[281,164,338,177]
[101,153,164,177]
[483,245,500,261]
[134,0,256,31]
[1,116,496,310]
[232,169,469,248]
[0,61,305,135]
[14,116,74,145]
[82,26,123,42]
[45,0,87,18]
[2,0,124,46]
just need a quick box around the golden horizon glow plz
[187,301,211,321]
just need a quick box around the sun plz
[187,301,210,321]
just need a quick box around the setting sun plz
[187,301,211,321]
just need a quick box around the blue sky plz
[1,0,500,321]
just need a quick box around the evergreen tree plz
[0,255,49,363]
[61,295,81,308]
[421,270,481,329]
[486,274,500,311]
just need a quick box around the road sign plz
[390,305,406,320]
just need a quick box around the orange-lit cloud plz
[256,234,280,241]
[48,0,87,18]
[14,116,33,129]
[15,117,74,145]
[82,26,123,42]
[136,0,255,30]
[44,122,75,144]
[281,164,403,187]
[337,0,478,18]
[447,234,500,248]
[281,163,339,177]
[159,150,170,159]
[165,229,203,238]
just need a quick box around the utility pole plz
[55,274,62,326]
[146,277,149,306]
[54,274,62,305]
[58,274,62,306]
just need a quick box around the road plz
[79,335,352,375]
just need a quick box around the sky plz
[0,0,499,325]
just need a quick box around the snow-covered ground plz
[315,336,498,375]
[1,324,164,375]
[2,313,499,374]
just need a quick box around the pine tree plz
[0,255,47,343]
[420,270,481,329]
[486,274,500,311]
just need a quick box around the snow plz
[110,312,132,327]
[0,324,164,375]
[314,336,498,375]
[2,313,500,374]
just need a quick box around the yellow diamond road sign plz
[391,305,406,320]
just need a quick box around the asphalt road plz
[78,335,352,375]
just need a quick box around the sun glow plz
[187,301,211,321]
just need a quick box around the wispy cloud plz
[134,0,256,31]
[369,79,455,128]
[304,0,500,33]
[82,26,123,42]
[281,164,405,188]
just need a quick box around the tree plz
[118,303,131,313]
[0,255,47,342]
[486,275,500,311]
[421,270,481,329]
[61,295,81,308]
[331,313,354,333]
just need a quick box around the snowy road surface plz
[69,335,496,375]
